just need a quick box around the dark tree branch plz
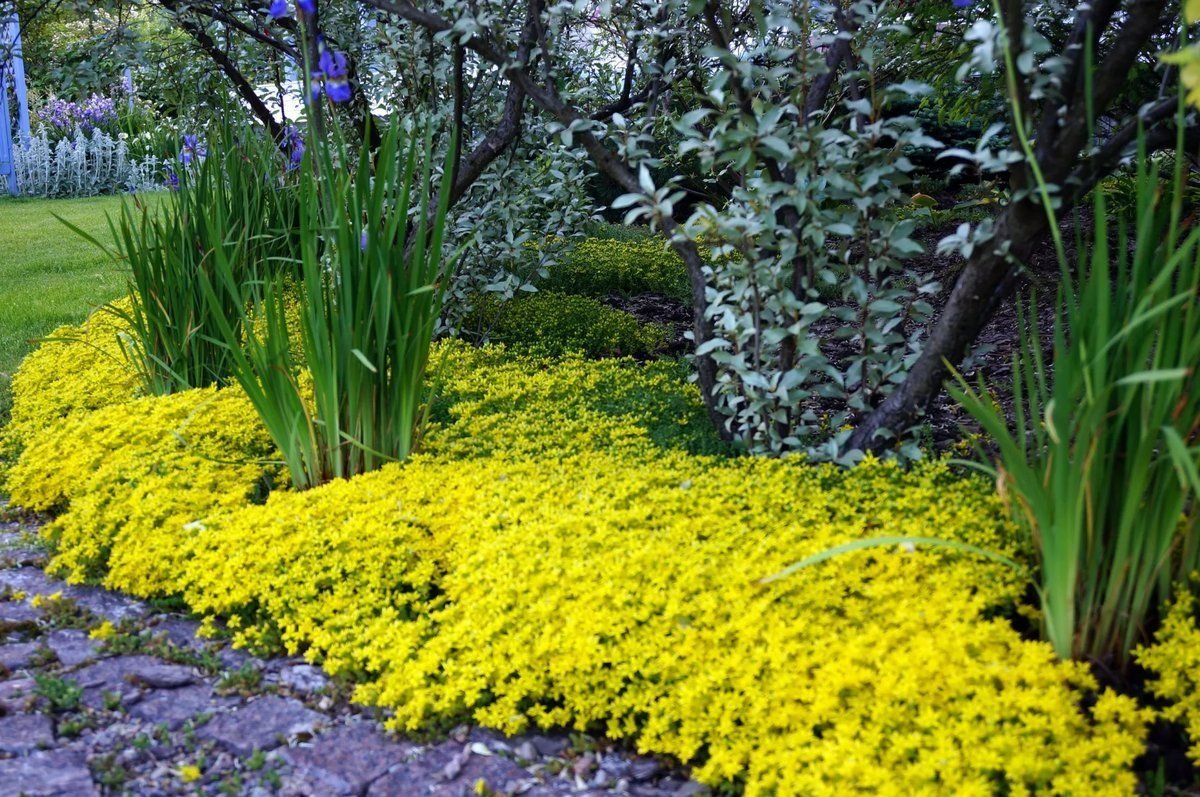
[164,4,284,142]
[185,2,300,60]
[803,3,854,118]
[848,0,1178,452]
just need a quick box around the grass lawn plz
[0,195,137,421]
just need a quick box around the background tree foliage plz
[9,0,1193,458]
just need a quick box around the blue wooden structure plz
[1,8,32,195]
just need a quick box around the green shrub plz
[542,238,691,302]
[581,220,655,243]
[463,291,669,358]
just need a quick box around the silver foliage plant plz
[10,128,160,198]
[611,0,943,460]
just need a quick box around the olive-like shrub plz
[462,291,668,359]
[540,238,690,302]
[10,308,1196,795]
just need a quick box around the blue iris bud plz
[297,0,316,12]
[359,230,369,252]
[325,80,353,103]
[318,48,348,80]
[268,0,289,19]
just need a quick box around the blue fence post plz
[1,8,31,195]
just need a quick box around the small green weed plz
[216,662,264,696]
[33,673,82,713]
[91,753,129,790]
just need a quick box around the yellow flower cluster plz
[2,308,1160,795]
[0,303,139,476]
[171,455,1147,795]
[1136,588,1200,764]
[5,385,279,588]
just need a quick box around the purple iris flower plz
[179,134,206,165]
[952,0,973,6]
[297,0,315,12]
[313,44,353,103]
[325,79,353,104]
[359,230,369,252]
[318,48,348,80]
[284,126,305,169]
[268,0,289,19]
[165,165,180,191]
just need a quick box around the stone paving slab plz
[71,654,199,709]
[0,639,39,671]
[366,740,532,797]
[276,722,415,795]
[198,695,326,756]
[0,522,708,796]
[0,713,54,753]
[0,748,99,797]
[129,684,238,730]
[45,628,99,667]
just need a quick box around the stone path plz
[0,510,707,797]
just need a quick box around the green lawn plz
[0,195,135,421]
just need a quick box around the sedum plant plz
[202,120,457,489]
[951,141,1200,666]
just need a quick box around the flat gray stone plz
[46,628,99,667]
[71,654,196,708]
[278,663,328,694]
[0,676,36,713]
[367,741,529,797]
[61,584,147,623]
[146,617,207,652]
[129,684,237,730]
[0,600,39,625]
[0,641,40,671]
[0,713,54,753]
[0,748,98,797]
[0,546,46,567]
[277,723,413,795]
[217,646,254,670]
[198,696,324,756]
[0,566,65,598]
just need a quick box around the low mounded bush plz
[541,238,691,302]
[462,291,669,359]
[3,306,1185,795]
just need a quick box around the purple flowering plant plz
[266,2,353,105]
[179,134,208,166]
[35,93,119,140]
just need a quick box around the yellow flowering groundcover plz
[2,304,1195,795]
